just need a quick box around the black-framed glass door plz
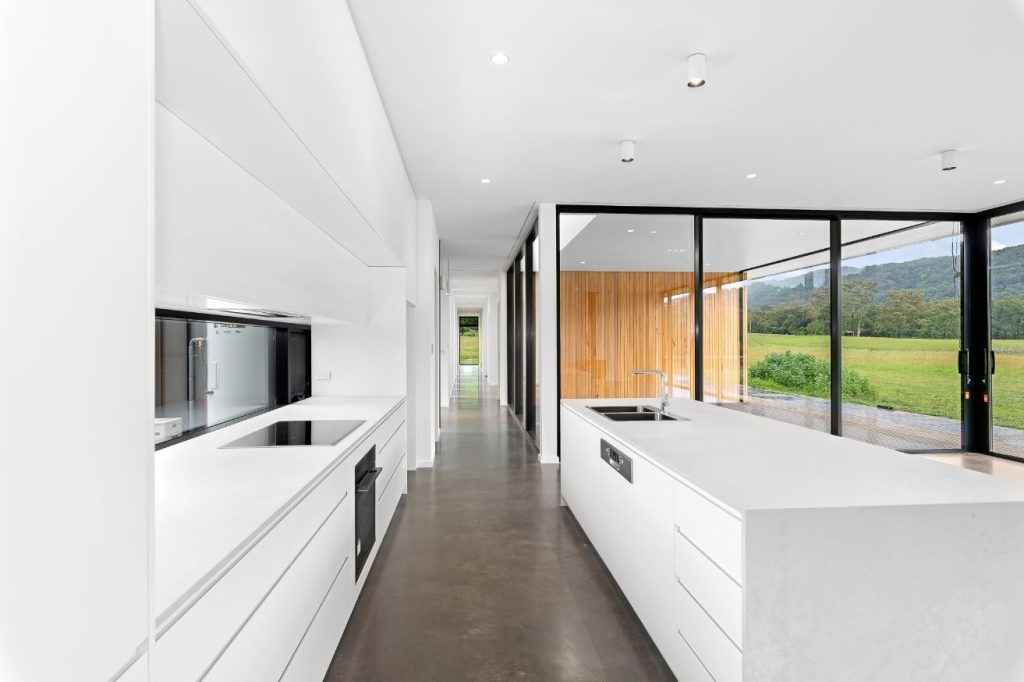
[554,204,1002,460]
[990,211,1024,458]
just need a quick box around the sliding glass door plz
[839,221,963,452]
[990,212,1024,458]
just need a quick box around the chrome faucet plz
[631,369,669,412]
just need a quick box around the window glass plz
[155,318,277,442]
[559,213,695,400]
[991,214,1024,458]
[839,221,962,451]
[702,219,831,432]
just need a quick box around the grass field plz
[748,333,1024,429]
[459,335,479,365]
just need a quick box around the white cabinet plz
[560,407,738,682]
[206,497,354,680]
[156,407,407,681]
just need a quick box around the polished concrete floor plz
[325,366,673,681]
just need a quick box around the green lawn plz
[459,335,479,365]
[748,333,1024,429]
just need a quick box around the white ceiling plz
[347,0,1024,272]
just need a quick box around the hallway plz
[325,367,673,681]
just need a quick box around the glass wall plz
[702,219,832,432]
[991,212,1024,458]
[559,213,695,400]
[526,231,539,440]
[840,221,963,451]
[505,223,540,444]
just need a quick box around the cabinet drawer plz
[280,546,355,682]
[155,456,353,682]
[206,496,354,681]
[674,481,743,583]
[675,579,742,682]
[376,422,406,502]
[675,529,743,648]
[373,404,405,456]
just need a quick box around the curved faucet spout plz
[630,369,669,411]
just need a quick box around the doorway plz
[459,316,480,366]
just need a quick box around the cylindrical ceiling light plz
[687,53,707,88]
[621,139,636,163]
[941,149,958,171]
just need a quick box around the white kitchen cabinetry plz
[156,401,407,681]
[562,399,1024,681]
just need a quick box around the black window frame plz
[554,201,1024,463]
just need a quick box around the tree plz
[921,298,960,339]
[875,290,927,338]
[992,296,1024,340]
[842,279,877,336]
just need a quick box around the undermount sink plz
[588,405,686,422]
[590,405,651,414]
[603,411,677,422]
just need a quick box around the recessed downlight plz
[627,228,636,233]
[480,178,491,184]
[651,230,658,234]
[746,173,758,179]
[579,261,586,265]
[995,179,1007,185]
[490,53,510,65]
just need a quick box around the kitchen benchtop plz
[563,398,1024,516]
[155,396,404,625]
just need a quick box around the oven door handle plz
[355,467,382,494]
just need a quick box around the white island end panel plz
[743,502,1024,682]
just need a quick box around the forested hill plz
[748,242,1024,309]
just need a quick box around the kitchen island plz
[153,396,406,682]
[561,398,1024,681]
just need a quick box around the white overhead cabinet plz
[561,400,1024,681]
[154,0,417,323]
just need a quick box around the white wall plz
[0,2,153,679]
[538,203,559,464]
[414,202,440,466]
[312,267,407,397]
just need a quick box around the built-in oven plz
[354,446,381,580]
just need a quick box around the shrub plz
[749,351,876,401]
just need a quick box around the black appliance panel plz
[354,446,381,580]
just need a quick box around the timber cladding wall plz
[559,271,745,401]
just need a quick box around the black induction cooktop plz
[220,419,365,449]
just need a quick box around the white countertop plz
[155,396,404,623]
[563,398,1024,516]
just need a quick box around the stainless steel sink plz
[588,405,687,422]
[589,405,650,414]
[603,411,677,422]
